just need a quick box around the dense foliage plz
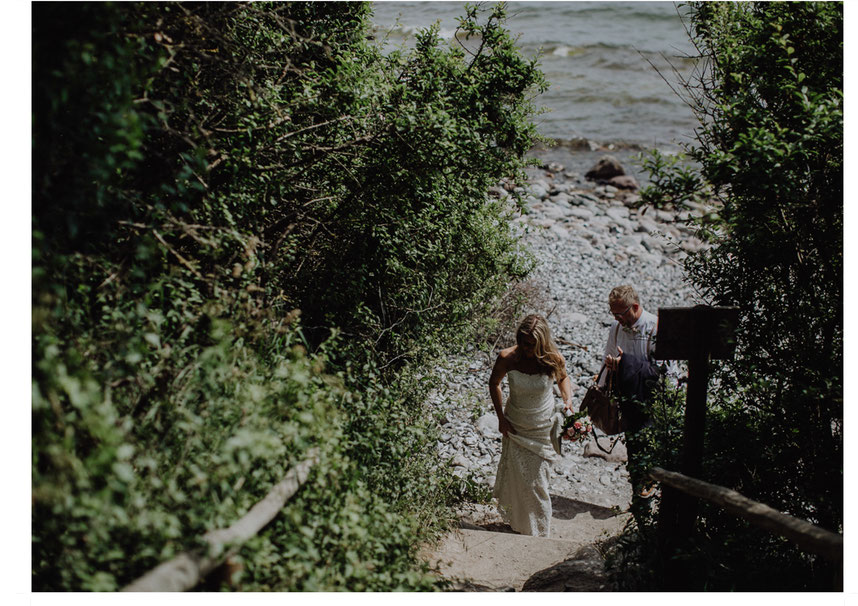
[32,2,544,590]
[614,1,842,590]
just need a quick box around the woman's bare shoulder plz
[497,346,517,361]
[491,346,517,370]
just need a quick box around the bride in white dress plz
[488,315,573,537]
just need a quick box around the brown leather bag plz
[580,364,623,436]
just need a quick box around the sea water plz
[370,1,699,152]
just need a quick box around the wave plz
[520,42,696,65]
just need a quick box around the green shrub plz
[616,1,842,590]
[32,1,544,590]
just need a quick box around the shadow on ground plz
[550,493,619,521]
[521,544,613,592]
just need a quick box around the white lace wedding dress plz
[492,369,557,537]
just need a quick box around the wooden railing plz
[652,306,842,589]
[649,466,843,563]
[122,448,319,592]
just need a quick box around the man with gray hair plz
[602,284,663,498]
[604,284,658,378]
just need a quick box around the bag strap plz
[594,363,615,395]
[595,323,622,388]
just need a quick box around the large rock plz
[542,205,567,221]
[529,181,550,200]
[584,155,625,181]
[551,192,573,208]
[618,234,643,250]
[640,234,664,253]
[607,175,639,190]
[635,216,661,234]
[604,206,630,222]
[550,224,570,239]
[568,207,594,221]
[583,437,627,462]
[476,412,502,439]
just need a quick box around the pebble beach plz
[429,150,708,512]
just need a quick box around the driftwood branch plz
[556,337,588,351]
[649,467,843,562]
[122,448,320,592]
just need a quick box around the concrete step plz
[424,497,631,591]
[428,528,579,591]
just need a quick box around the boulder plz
[476,412,502,439]
[640,234,664,253]
[583,437,627,462]
[549,224,570,239]
[635,216,660,234]
[618,234,643,249]
[528,182,549,200]
[607,175,639,190]
[587,216,612,233]
[655,209,675,223]
[452,453,470,468]
[621,192,642,207]
[568,207,594,221]
[542,205,567,221]
[529,218,555,229]
[605,206,629,222]
[551,192,573,208]
[584,155,625,181]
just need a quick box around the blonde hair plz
[609,285,640,307]
[515,314,566,380]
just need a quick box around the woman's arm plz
[557,374,574,412]
[488,352,516,437]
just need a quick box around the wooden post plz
[675,354,709,532]
[653,305,739,587]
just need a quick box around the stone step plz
[424,499,630,591]
[425,504,629,591]
[427,528,579,591]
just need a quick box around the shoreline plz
[527,139,695,189]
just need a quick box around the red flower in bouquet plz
[561,411,593,443]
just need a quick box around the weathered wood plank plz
[654,305,739,360]
[649,467,842,562]
[122,448,320,591]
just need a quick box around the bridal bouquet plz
[561,411,593,443]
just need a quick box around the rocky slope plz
[429,153,708,515]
